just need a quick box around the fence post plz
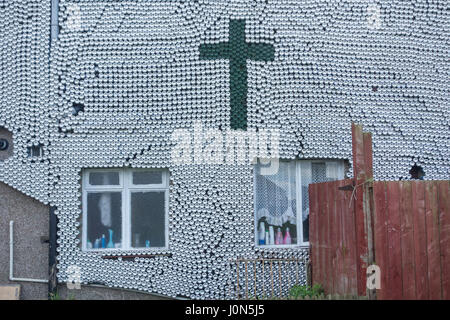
[351,123,375,298]
[363,131,376,300]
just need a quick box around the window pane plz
[255,161,297,246]
[89,172,120,185]
[300,162,339,243]
[86,192,122,249]
[132,171,162,185]
[131,191,166,248]
[300,162,312,243]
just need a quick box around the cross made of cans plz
[200,19,275,130]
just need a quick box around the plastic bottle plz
[284,227,292,245]
[107,229,114,248]
[275,228,283,245]
[269,226,275,245]
[101,234,106,248]
[259,222,265,245]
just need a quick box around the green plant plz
[49,291,76,300]
[67,293,76,300]
[49,292,60,300]
[289,283,324,299]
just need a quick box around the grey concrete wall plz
[1,181,172,300]
[56,284,172,300]
[0,181,49,300]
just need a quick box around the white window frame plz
[254,159,344,248]
[82,168,169,252]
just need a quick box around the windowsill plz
[101,253,172,261]
[256,243,310,249]
[83,247,170,253]
[82,247,172,261]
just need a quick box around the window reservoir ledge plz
[101,253,173,261]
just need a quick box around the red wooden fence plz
[374,180,450,299]
[309,124,450,299]
[309,179,359,296]
[310,123,374,297]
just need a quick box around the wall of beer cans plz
[0,0,448,299]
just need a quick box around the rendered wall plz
[0,182,49,300]
[0,182,173,300]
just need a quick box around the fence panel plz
[438,181,450,299]
[411,181,428,299]
[425,181,442,299]
[309,124,449,299]
[373,180,449,299]
[311,180,449,299]
[310,179,358,296]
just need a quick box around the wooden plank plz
[316,183,323,289]
[309,183,319,286]
[425,181,442,299]
[373,181,388,299]
[335,180,345,295]
[411,181,429,299]
[399,181,416,299]
[338,182,350,295]
[438,181,450,300]
[363,183,375,299]
[351,123,366,180]
[0,285,20,300]
[344,182,358,296]
[362,132,373,179]
[349,186,359,296]
[351,124,368,296]
[386,181,403,299]
[320,182,329,293]
[354,185,368,296]
[328,181,337,294]
[316,182,324,289]
[363,133,375,297]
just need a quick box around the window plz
[82,169,169,251]
[254,160,344,247]
[27,144,44,157]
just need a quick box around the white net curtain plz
[255,160,340,245]
[255,161,297,227]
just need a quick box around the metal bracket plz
[338,184,354,191]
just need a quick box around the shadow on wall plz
[0,182,49,300]
[0,182,173,300]
[55,284,173,300]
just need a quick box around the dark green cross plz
[199,19,275,130]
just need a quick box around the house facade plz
[0,1,448,299]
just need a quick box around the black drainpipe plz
[48,0,59,299]
[49,206,58,298]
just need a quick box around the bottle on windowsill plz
[101,234,106,248]
[269,226,275,245]
[275,228,283,245]
[258,222,265,245]
[283,227,292,245]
